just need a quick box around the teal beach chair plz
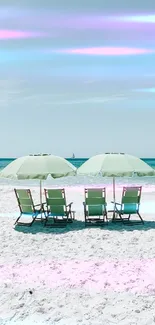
[84,188,107,226]
[14,189,44,226]
[113,186,144,225]
[44,188,75,227]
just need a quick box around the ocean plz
[0,157,155,170]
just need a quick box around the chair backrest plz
[121,186,142,213]
[44,188,66,216]
[84,188,106,216]
[14,189,35,214]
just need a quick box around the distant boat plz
[72,153,75,159]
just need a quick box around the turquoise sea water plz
[0,157,155,170]
[68,158,155,169]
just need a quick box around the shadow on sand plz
[14,218,155,235]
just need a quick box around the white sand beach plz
[1,181,155,325]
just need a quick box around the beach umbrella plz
[0,154,76,204]
[77,153,155,203]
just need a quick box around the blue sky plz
[0,0,155,158]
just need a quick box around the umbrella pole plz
[40,180,42,205]
[113,177,115,203]
[40,180,43,219]
[113,177,116,218]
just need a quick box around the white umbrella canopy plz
[77,153,155,202]
[0,154,77,204]
[0,154,76,180]
[77,153,155,177]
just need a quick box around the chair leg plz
[85,214,105,227]
[112,212,124,223]
[112,209,144,226]
[84,212,88,227]
[67,213,73,223]
[43,211,51,227]
[14,214,21,225]
[44,220,67,228]
[14,213,39,227]
[44,216,48,227]
[67,208,74,223]
[41,206,46,222]
[30,213,39,226]
[44,213,67,228]
[121,213,144,225]
[137,212,144,224]
[104,212,108,223]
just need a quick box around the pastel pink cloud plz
[0,29,45,39]
[59,47,154,56]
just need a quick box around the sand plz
[1,182,155,325]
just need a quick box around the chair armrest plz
[34,202,46,207]
[111,201,121,206]
[66,202,73,207]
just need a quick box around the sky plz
[1,0,155,158]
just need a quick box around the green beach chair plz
[44,188,75,227]
[84,188,107,227]
[14,189,44,226]
[113,186,144,225]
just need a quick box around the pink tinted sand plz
[1,259,155,294]
[1,184,155,324]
